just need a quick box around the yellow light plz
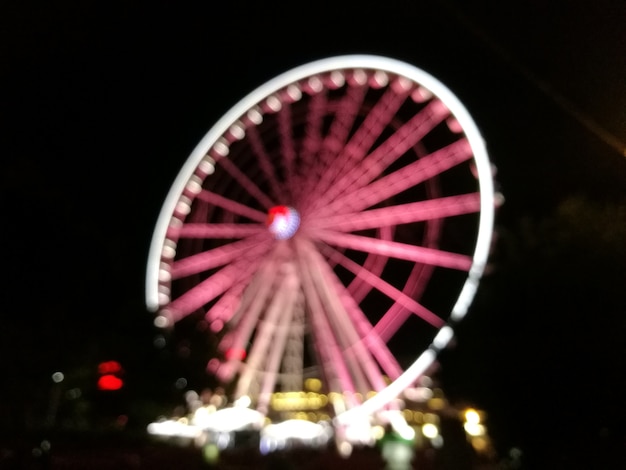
[464,422,485,437]
[305,378,322,392]
[328,392,341,403]
[464,409,481,425]
[471,436,489,452]
[427,398,445,410]
[422,423,439,439]
[309,396,322,409]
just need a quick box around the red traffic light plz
[97,374,123,391]
[97,361,124,390]
[98,360,122,375]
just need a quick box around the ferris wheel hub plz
[266,205,300,240]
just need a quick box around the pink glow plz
[316,138,474,218]
[303,83,411,212]
[220,256,279,355]
[277,102,297,198]
[171,236,269,280]
[255,265,301,411]
[216,245,298,385]
[320,244,444,328]
[167,222,263,239]
[298,238,400,389]
[309,99,449,215]
[311,229,473,271]
[205,279,247,323]
[292,90,328,203]
[300,91,328,166]
[312,192,481,232]
[234,263,299,400]
[217,154,276,209]
[164,242,270,322]
[294,238,358,401]
[373,234,438,341]
[245,125,284,204]
[298,84,368,205]
[346,225,392,303]
[196,189,268,222]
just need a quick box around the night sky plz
[2,1,625,467]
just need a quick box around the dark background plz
[2,1,625,468]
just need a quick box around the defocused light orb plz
[52,372,64,383]
[464,408,481,424]
[422,423,439,439]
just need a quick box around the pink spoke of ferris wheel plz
[303,75,413,211]
[196,189,268,223]
[298,238,396,391]
[311,138,475,220]
[299,78,368,206]
[346,225,392,303]
[244,124,284,204]
[310,192,481,233]
[276,94,298,198]
[204,277,247,326]
[294,239,360,404]
[216,255,281,383]
[170,234,268,280]
[319,243,445,329]
[311,229,473,272]
[256,265,302,413]
[167,222,264,240]
[306,241,405,381]
[374,266,438,343]
[310,99,450,216]
[290,83,328,202]
[234,261,300,401]
[163,240,272,322]
[296,81,368,203]
[203,249,281,330]
[216,153,277,209]
[317,80,368,167]
[372,220,441,342]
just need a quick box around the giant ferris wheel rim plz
[146,54,494,314]
[145,55,496,423]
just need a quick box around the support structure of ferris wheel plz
[146,55,497,430]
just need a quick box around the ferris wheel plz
[146,55,496,427]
